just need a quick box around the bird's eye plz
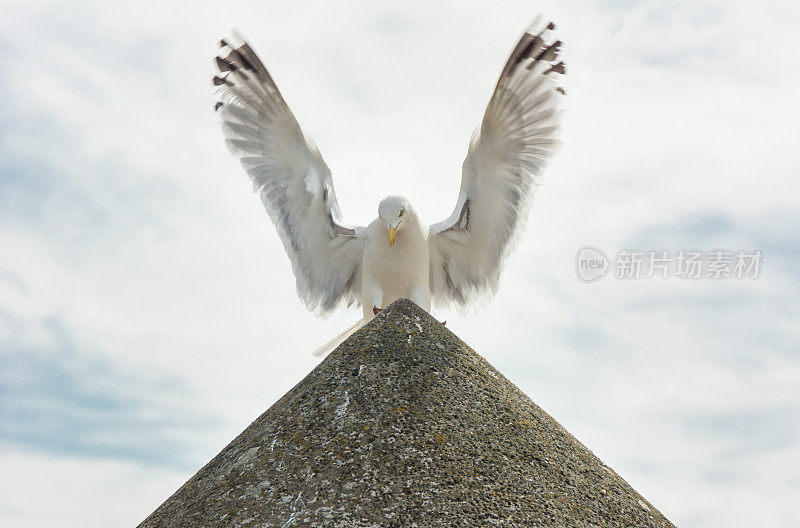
[399,210,404,217]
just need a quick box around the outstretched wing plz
[213,37,364,316]
[429,19,565,310]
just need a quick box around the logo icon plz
[576,246,609,282]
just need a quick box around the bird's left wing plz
[429,19,565,311]
[213,37,365,316]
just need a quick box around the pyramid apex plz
[139,300,675,527]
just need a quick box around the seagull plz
[212,18,565,355]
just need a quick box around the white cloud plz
[0,448,186,528]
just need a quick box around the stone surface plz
[138,299,676,527]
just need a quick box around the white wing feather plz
[429,19,565,310]
[213,38,365,316]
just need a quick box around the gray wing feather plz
[214,37,364,316]
[429,18,565,311]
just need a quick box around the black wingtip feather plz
[497,20,564,86]
[226,48,256,73]
[534,40,561,64]
[544,61,566,75]
[212,74,234,86]
[215,55,235,72]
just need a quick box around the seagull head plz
[378,195,412,247]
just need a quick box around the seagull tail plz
[312,318,367,358]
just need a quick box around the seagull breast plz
[361,215,431,319]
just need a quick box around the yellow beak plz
[389,225,398,246]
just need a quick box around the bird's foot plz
[373,306,382,316]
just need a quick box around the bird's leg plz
[369,290,384,317]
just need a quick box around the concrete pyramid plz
[138,299,675,527]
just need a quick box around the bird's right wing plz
[213,37,365,316]
[429,19,565,311]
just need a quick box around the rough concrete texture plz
[138,299,676,528]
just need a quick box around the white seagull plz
[212,19,565,355]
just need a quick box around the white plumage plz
[212,19,565,355]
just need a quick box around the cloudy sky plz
[1,1,798,526]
